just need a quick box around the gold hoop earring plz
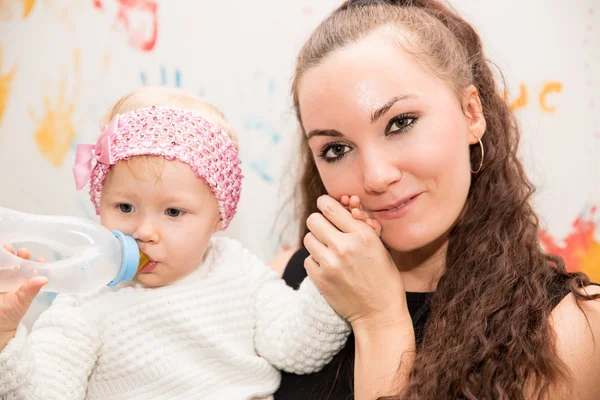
[470,135,484,174]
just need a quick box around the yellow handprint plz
[21,0,35,17]
[0,45,16,128]
[30,50,80,167]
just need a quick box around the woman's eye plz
[388,115,417,134]
[323,143,351,161]
[118,204,133,213]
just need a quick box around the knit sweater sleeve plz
[0,294,101,400]
[250,251,351,374]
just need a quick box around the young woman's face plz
[298,30,485,253]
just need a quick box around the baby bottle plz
[0,207,148,294]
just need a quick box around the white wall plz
[0,0,598,277]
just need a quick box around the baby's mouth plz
[138,252,150,271]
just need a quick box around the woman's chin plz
[382,236,425,254]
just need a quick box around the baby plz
[0,86,350,400]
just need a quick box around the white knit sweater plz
[0,237,350,400]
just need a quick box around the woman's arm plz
[303,195,413,399]
[353,311,415,399]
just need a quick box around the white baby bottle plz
[0,207,148,294]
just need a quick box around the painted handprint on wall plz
[0,45,16,128]
[30,50,81,167]
[239,72,284,184]
[93,0,159,52]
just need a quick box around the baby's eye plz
[118,204,134,213]
[166,208,184,218]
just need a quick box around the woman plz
[272,0,600,399]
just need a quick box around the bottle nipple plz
[138,251,150,271]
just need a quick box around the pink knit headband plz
[73,106,242,230]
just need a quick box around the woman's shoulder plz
[269,246,303,277]
[550,284,600,398]
[551,283,600,326]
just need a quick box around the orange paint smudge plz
[540,206,600,282]
[0,45,17,128]
[503,83,527,111]
[0,0,35,19]
[539,82,562,113]
[30,50,80,167]
[21,0,35,16]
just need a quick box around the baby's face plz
[99,157,221,287]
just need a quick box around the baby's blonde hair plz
[101,85,237,146]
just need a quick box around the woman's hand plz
[303,195,408,331]
[0,245,47,350]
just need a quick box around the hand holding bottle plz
[0,245,47,351]
[0,207,143,294]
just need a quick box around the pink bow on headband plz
[73,115,119,190]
